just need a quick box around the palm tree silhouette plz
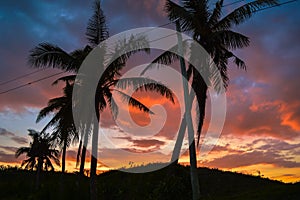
[29,1,174,199]
[36,79,76,173]
[141,0,279,199]
[15,129,60,188]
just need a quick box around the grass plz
[0,164,299,200]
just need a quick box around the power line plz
[0,68,46,86]
[0,71,65,95]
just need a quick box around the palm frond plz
[103,89,119,119]
[15,147,30,158]
[114,77,174,103]
[208,0,224,28]
[212,30,250,50]
[106,35,150,72]
[214,0,278,31]
[140,40,189,75]
[36,97,65,123]
[113,89,154,114]
[28,43,74,71]
[165,0,194,31]
[69,45,93,72]
[52,75,76,85]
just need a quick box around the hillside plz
[0,164,299,200]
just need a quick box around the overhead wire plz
[0,68,46,86]
[0,71,66,95]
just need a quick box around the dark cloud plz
[0,127,28,144]
[0,128,14,137]
[201,150,300,169]
[255,139,300,153]
[114,136,165,149]
[202,138,300,169]
[0,150,22,163]
[10,136,28,145]
[0,146,18,153]
[207,144,244,154]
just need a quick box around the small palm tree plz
[15,129,60,188]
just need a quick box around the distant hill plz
[0,164,299,200]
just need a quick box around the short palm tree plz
[36,79,77,173]
[15,129,60,188]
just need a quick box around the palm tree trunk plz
[171,91,195,163]
[80,130,89,175]
[76,139,82,168]
[176,21,200,200]
[171,114,186,163]
[90,117,99,200]
[36,157,43,190]
[62,139,67,173]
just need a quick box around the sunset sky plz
[0,0,300,183]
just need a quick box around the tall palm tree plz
[142,0,279,199]
[36,79,77,173]
[15,129,60,188]
[29,1,174,199]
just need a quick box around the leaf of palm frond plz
[15,147,30,158]
[36,97,66,123]
[44,157,55,170]
[103,89,119,119]
[52,75,76,85]
[233,55,246,70]
[28,43,75,71]
[214,0,278,31]
[192,78,207,146]
[27,129,39,140]
[182,0,210,22]
[140,40,189,75]
[22,158,33,168]
[39,112,63,136]
[48,151,61,166]
[222,48,247,70]
[69,45,93,72]
[114,77,174,103]
[106,35,150,71]
[86,0,109,47]
[140,51,179,76]
[208,0,224,28]
[212,30,250,50]
[165,0,193,31]
[113,89,154,114]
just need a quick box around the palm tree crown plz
[15,129,60,171]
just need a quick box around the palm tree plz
[141,0,279,199]
[15,129,60,188]
[36,79,77,173]
[29,1,174,199]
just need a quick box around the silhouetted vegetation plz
[0,164,299,200]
